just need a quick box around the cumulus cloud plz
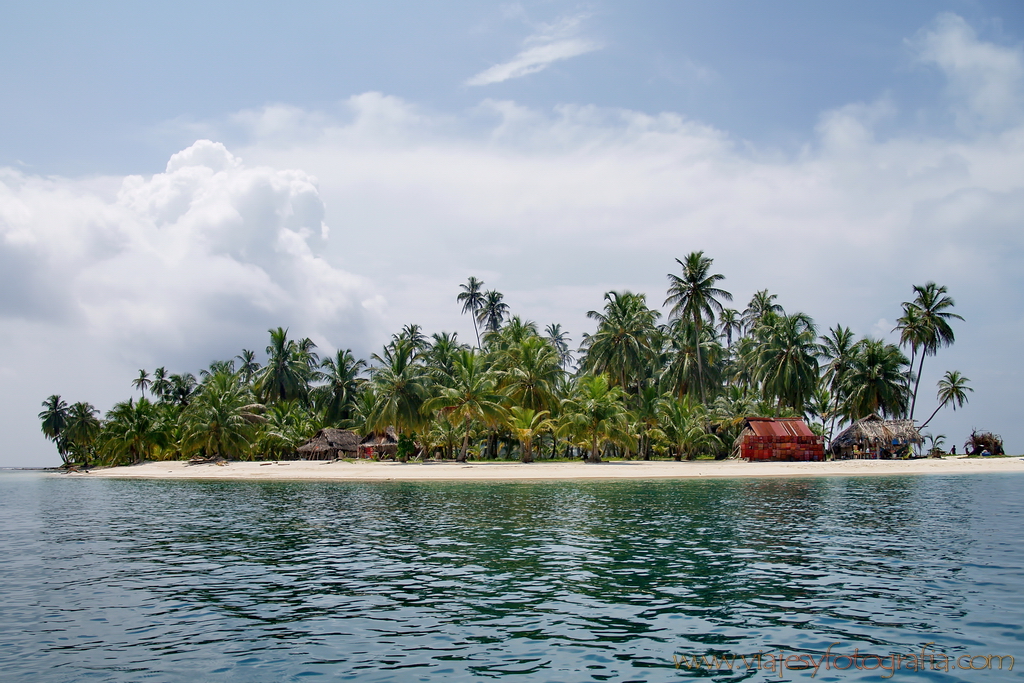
[0,140,381,362]
[466,13,603,86]
[909,13,1024,129]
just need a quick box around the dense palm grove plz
[39,252,971,467]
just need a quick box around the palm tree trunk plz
[458,419,470,462]
[694,316,706,404]
[918,400,947,431]
[910,353,926,420]
[589,433,600,463]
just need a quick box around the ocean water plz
[1,470,1022,682]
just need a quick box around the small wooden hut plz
[829,414,923,459]
[359,426,399,458]
[736,417,824,461]
[296,429,361,460]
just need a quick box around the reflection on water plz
[1,471,1022,681]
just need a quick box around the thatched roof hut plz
[359,426,399,456]
[830,415,922,459]
[296,429,361,460]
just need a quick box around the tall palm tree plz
[369,338,432,442]
[545,323,572,370]
[718,308,743,347]
[664,252,732,403]
[422,349,505,462]
[742,289,784,332]
[754,312,820,412]
[168,373,198,407]
[558,374,632,463]
[903,282,964,420]
[498,336,562,412]
[151,367,171,401]
[258,327,313,404]
[582,291,661,393]
[660,319,725,400]
[457,276,486,348]
[132,369,151,398]
[477,290,510,335]
[919,370,972,430]
[39,395,70,464]
[236,350,261,385]
[819,325,857,438]
[842,339,910,419]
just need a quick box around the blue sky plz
[2,1,1022,465]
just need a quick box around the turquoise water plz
[1,471,1023,681]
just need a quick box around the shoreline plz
[60,456,1024,482]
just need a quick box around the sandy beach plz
[68,456,1024,482]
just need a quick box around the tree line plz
[39,252,972,467]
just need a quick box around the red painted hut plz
[737,417,824,461]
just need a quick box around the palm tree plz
[396,324,430,354]
[582,291,661,393]
[258,327,313,404]
[558,374,632,463]
[168,373,198,407]
[657,394,720,460]
[180,372,265,460]
[754,312,820,412]
[38,395,70,464]
[423,349,505,462]
[151,367,171,401]
[99,398,167,465]
[369,338,431,442]
[545,323,572,370]
[458,276,486,348]
[842,339,910,419]
[819,325,857,437]
[236,350,261,385]
[498,336,562,412]
[903,283,964,420]
[316,349,367,425]
[919,370,972,430]
[64,402,101,466]
[477,290,510,335]
[660,319,725,400]
[132,369,151,398]
[718,308,743,347]
[742,289,784,331]
[664,252,732,403]
[506,407,553,463]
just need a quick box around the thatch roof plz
[830,414,922,452]
[297,428,361,456]
[359,426,399,447]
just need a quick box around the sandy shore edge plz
[61,456,1024,482]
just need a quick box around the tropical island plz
[39,251,1005,476]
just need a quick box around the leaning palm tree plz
[903,283,964,420]
[458,276,486,348]
[664,252,732,403]
[39,395,70,464]
[919,370,972,430]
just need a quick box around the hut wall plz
[740,418,824,462]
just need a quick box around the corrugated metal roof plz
[746,417,815,438]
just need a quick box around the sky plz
[2,1,1022,466]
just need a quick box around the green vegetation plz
[40,254,974,467]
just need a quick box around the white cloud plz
[466,13,603,86]
[0,139,382,364]
[909,13,1024,129]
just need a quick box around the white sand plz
[69,456,1024,482]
